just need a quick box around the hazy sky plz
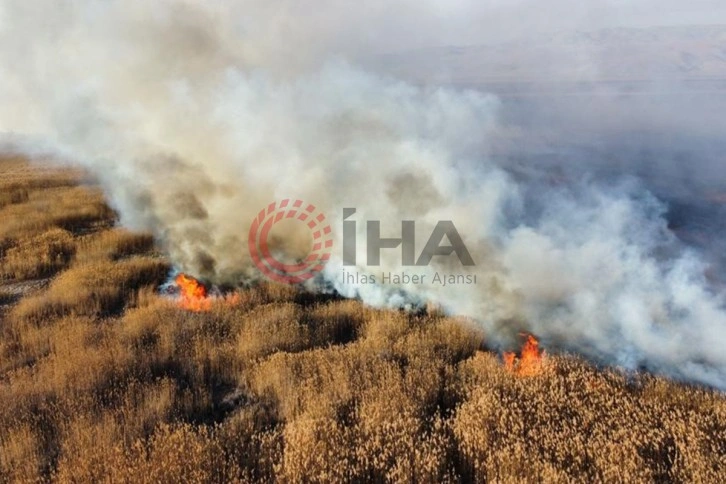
[1,1,725,62]
[367,0,726,48]
[212,0,726,59]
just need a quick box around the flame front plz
[503,334,545,376]
[175,273,212,312]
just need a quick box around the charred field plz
[1,156,724,482]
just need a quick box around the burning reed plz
[174,273,240,312]
[503,334,546,376]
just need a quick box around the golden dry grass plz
[0,156,725,483]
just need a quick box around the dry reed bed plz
[1,157,724,483]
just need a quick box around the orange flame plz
[175,273,212,312]
[503,334,545,376]
[174,273,242,311]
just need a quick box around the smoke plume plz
[2,0,726,388]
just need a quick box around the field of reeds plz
[1,156,724,483]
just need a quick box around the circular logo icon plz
[248,199,333,284]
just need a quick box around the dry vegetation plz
[1,156,725,483]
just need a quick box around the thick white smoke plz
[2,0,726,389]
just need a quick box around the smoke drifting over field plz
[2,0,726,388]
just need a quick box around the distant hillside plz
[373,25,726,87]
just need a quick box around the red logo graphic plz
[249,199,333,284]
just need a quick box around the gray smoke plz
[2,0,726,389]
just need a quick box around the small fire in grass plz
[503,334,546,376]
[174,273,239,312]
[175,273,212,311]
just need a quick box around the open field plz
[1,156,725,482]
